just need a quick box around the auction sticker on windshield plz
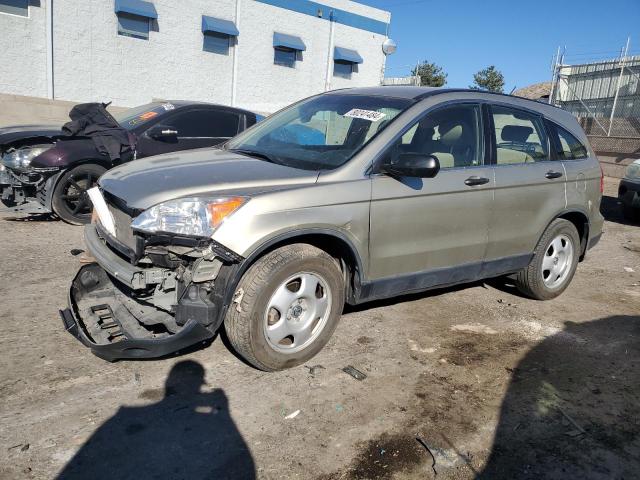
[343,109,386,122]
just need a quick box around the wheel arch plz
[548,209,590,260]
[48,160,109,218]
[214,229,366,330]
[243,229,364,302]
[50,158,110,193]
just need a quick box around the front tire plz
[515,219,580,300]
[52,163,106,225]
[224,244,345,371]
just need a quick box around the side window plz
[165,110,240,138]
[333,61,354,79]
[553,125,588,160]
[203,32,231,55]
[117,13,150,40]
[0,0,28,16]
[389,104,483,169]
[492,105,549,164]
[274,48,297,68]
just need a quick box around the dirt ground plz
[0,177,638,480]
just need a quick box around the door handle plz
[545,170,563,179]
[464,176,490,186]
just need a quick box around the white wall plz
[234,0,333,113]
[0,0,391,113]
[329,23,388,92]
[52,0,237,107]
[0,2,48,98]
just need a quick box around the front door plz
[369,103,494,286]
[137,109,241,158]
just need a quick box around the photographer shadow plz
[57,360,255,480]
[477,315,640,479]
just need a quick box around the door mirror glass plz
[382,153,440,178]
[148,124,178,140]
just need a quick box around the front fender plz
[31,138,112,170]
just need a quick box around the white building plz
[0,0,392,113]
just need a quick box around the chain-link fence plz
[549,43,640,177]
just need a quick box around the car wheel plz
[52,163,106,225]
[224,244,345,371]
[515,218,580,300]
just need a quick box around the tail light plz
[599,164,604,194]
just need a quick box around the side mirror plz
[148,124,178,140]
[382,153,440,178]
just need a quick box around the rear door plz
[369,102,494,283]
[486,104,567,264]
[136,108,241,157]
[547,121,601,222]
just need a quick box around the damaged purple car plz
[0,101,259,224]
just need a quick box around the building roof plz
[512,82,552,100]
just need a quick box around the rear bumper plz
[61,263,214,361]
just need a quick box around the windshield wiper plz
[229,148,281,165]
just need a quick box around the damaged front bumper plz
[60,265,214,362]
[60,224,237,361]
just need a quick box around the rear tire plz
[224,244,345,371]
[515,219,580,300]
[52,163,106,225]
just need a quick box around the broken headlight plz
[131,197,247,237]
[1,147,50,172]
[625,160,640,180]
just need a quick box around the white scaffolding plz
[549,37,640,138]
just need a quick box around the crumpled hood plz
[99,148,319,210]
[0,125,62,146]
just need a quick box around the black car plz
[0,101,260,224]
[618,159,640,222]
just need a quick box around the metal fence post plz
[608,37,630,137]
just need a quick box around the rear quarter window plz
[551,124,589,160]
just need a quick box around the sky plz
[360,0,640,91]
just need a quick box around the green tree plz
[470,65,505,93]
[411,60,447,87]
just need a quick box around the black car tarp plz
[62,103,134,161]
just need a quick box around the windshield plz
[225,94,413,170]
[113,102,176,130]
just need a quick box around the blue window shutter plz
[201,16,239,36]
[273,32,306,52]
[0,0,29,16]
[114,0,157,19]
[334,47,363,64]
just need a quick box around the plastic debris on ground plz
[342,365,367,381]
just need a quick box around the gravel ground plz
[0,177,638,480]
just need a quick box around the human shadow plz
[57,360,255,480]
[477,316,640,479]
